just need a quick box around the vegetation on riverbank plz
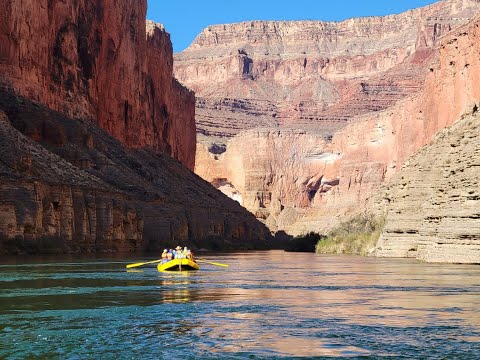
[315,214,385,256]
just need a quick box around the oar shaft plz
[196,258,229,267]
[126,258,163,269]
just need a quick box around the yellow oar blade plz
[196,259,229,267]
[126,258,163,269]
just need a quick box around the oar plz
[126,258,163,269]
[195,258,229,267]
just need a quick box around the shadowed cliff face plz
[0,0,273,253]
[0,0,195,169]
[0,92,272,254]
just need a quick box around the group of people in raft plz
[161,246,194,264]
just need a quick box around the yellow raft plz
[157,258,200,272]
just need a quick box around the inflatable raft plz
[157,258,200,272]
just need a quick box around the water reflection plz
[157,273,194,303]
[1,251,479,359]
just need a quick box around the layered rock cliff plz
[0,0,272,253]
[176,0,479,141]
[375,111,480,264]
[1,0,195,169]
[0,92,271,253]
[178,0,480,240]
[281,13,480,240]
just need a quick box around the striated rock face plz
[0,0,273,253]
[184,0,480,242]
[375,112,480,264]
[0,0,195,169]
[195,129,335,231]
[176,0,479,141]
[0,92,272,253]
[286,13,480,237]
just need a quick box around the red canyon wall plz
[0,0,195,169]
[255,15,480,238]
[0,0,273,253]
[178,1,480,262]
[176,0,479,141]
[287,16,480,237]
[181,0,479,232]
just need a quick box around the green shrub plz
[315,213,385,256]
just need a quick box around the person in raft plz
[184,247,193,260]
[174,246,183,258]
[162,246,194,262]
[177,246,193,260]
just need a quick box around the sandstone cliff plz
[285,13,480,238]
[0,0,272,253]
[0,0,195,169]
[176,0,480,263]
[176,0,479,141]
[375,111,480,264]
[0,90,271,254]
[180,0,480,239]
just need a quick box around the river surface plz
[1,251,479,359]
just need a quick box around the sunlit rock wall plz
[0,0,195,169]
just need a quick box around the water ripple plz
[1,252,479,359]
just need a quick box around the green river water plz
[1,251,479,359]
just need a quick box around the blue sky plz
[147,0,438,52]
